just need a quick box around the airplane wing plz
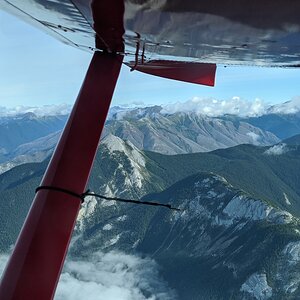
[2,0,300,86]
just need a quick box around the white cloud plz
[1,95,300,119]
[0,104,71,117]
[246,132,261,144]
[268,97,300,115]
[264,144,288,155]
[123,101,147,107]
[2,96,300,118]
[0,252,177,300]
[161,96,267,117]
[240,273,272,299]
[161,96,300,117]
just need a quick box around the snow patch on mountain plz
[104,134,130,153]
[195,175,230,189]
[103,185,115,199]
[103,135,147,190]
[187,199,211,220]
[117,215,127,222]
[283,242,300,265]
[283,193,291,205]
[268,210,293,224]
[77,195,97,231]
[100,199,116,207]
[222,195,293,225]
[104,135,145,167]
[223,196,271,221]
[241,273,273,299]
[193,175,293,226]
[177,175,293,228]
[103,224,113,231]
[105,234,121,248]
[274,241,300,295]
[0,161,17,175]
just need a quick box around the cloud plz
[0,251,177,300]
[56,251,176,300]
[264,144,288,155]
[1,96,300,118]
[123,101,147,107]
[267,96,300,115]
[0,104,71,117]
[161,96,300,117]
[161,96,267,117]
[246,132,261,144]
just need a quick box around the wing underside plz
[1,0,300,85]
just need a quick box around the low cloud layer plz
[268,97,300,115]
[161,97,267,117]
[246,132,261,144]
[161,96,300,117]
[0,104,71,117]
[2,96,300,118]
[264,144,288,155]
[0,251,176,300]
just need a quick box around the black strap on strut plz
[35,185,181,211]
[36,186,85,201]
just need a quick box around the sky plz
[1,10,300,109]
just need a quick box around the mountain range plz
[1,133,300,299]
[1,106,295,173]
[3,104,300,163]
[2,103,300,299]
[103,106,279,154]
[0,112,67,163]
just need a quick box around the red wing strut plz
[127,60,217,86]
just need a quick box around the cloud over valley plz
[0,251,177,300]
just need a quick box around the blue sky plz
[1,10,300,108]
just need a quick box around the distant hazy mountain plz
[161,97,300,141]
[104,106,279,154]
[283,134,300,145]
[0,131,61,174]
[2,99,300,162]
[0,108,280,174]
[243,112,300,140]
[1,136,300,299]
[0,113,67,162]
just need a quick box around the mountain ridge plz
[1,135,300,299]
